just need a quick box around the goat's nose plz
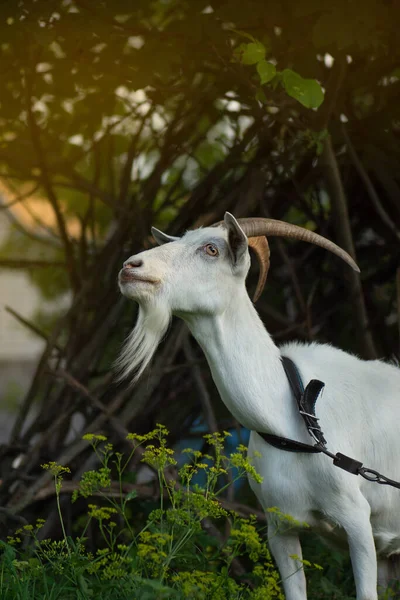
[124,258,143,269]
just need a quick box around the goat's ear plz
[224,212,248,265]
[151,227,180,246]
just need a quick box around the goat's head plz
[119,213,256,316]
[117,212,359,380]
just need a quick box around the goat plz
[117,212,400,600]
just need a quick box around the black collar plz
[256,356,325,453]
[256,357,400,487]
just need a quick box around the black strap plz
[256,431,322,453]
[256,357,326,453]
[282,356,326,445]
[281,355,304,400]
[256,356,400,489]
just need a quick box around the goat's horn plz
[248,237,270,302]
[236,217,360,273]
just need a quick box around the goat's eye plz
[205,244,219,257]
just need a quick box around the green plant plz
[233,34,324,109]
[2,426,309,599]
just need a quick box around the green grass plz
[0,426,354,599]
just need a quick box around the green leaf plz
[255,88,267,104]
[125,490,138,502]
[256,60,276,84]
[281,69,324,109]
[240,41,266,65]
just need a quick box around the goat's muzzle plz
[119,267,159,285]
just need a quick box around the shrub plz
[0,426,302,599]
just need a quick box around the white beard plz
[115,299,171,383]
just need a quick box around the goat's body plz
[186,296,400,600]
[269,341,400,556]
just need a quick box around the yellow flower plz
[82,433,107,442]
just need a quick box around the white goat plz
[118,212,400,600]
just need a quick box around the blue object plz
[174,418,251,490]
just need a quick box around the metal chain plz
[358,467,400,489]
[282,357,400,490]
[314,440,400,489]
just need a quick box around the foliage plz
[1,427,294,599]
[300,534,355,599]
[235,37,324,109]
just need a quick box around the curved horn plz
[248,237,270,302]
[211,213,360,301]
[235,217,360,273]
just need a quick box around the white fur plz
[115,300,171,382]
[118,217,400,600]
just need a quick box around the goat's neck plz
[183,291,305,438]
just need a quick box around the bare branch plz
[24,70,80,291]
[341,123,400,242]
[118,118,148,208]
[0,259,65,268]
[320,135,377,358]
[48,367,129,441]
[0,183,40,209]
[183,337,218,434]
[0,195,62,248]
[53,175,116,210]
[313,55,347,131]
[6,307,64,357]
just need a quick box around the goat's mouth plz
[118,270,160,285]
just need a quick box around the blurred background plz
[0,0,399,593]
